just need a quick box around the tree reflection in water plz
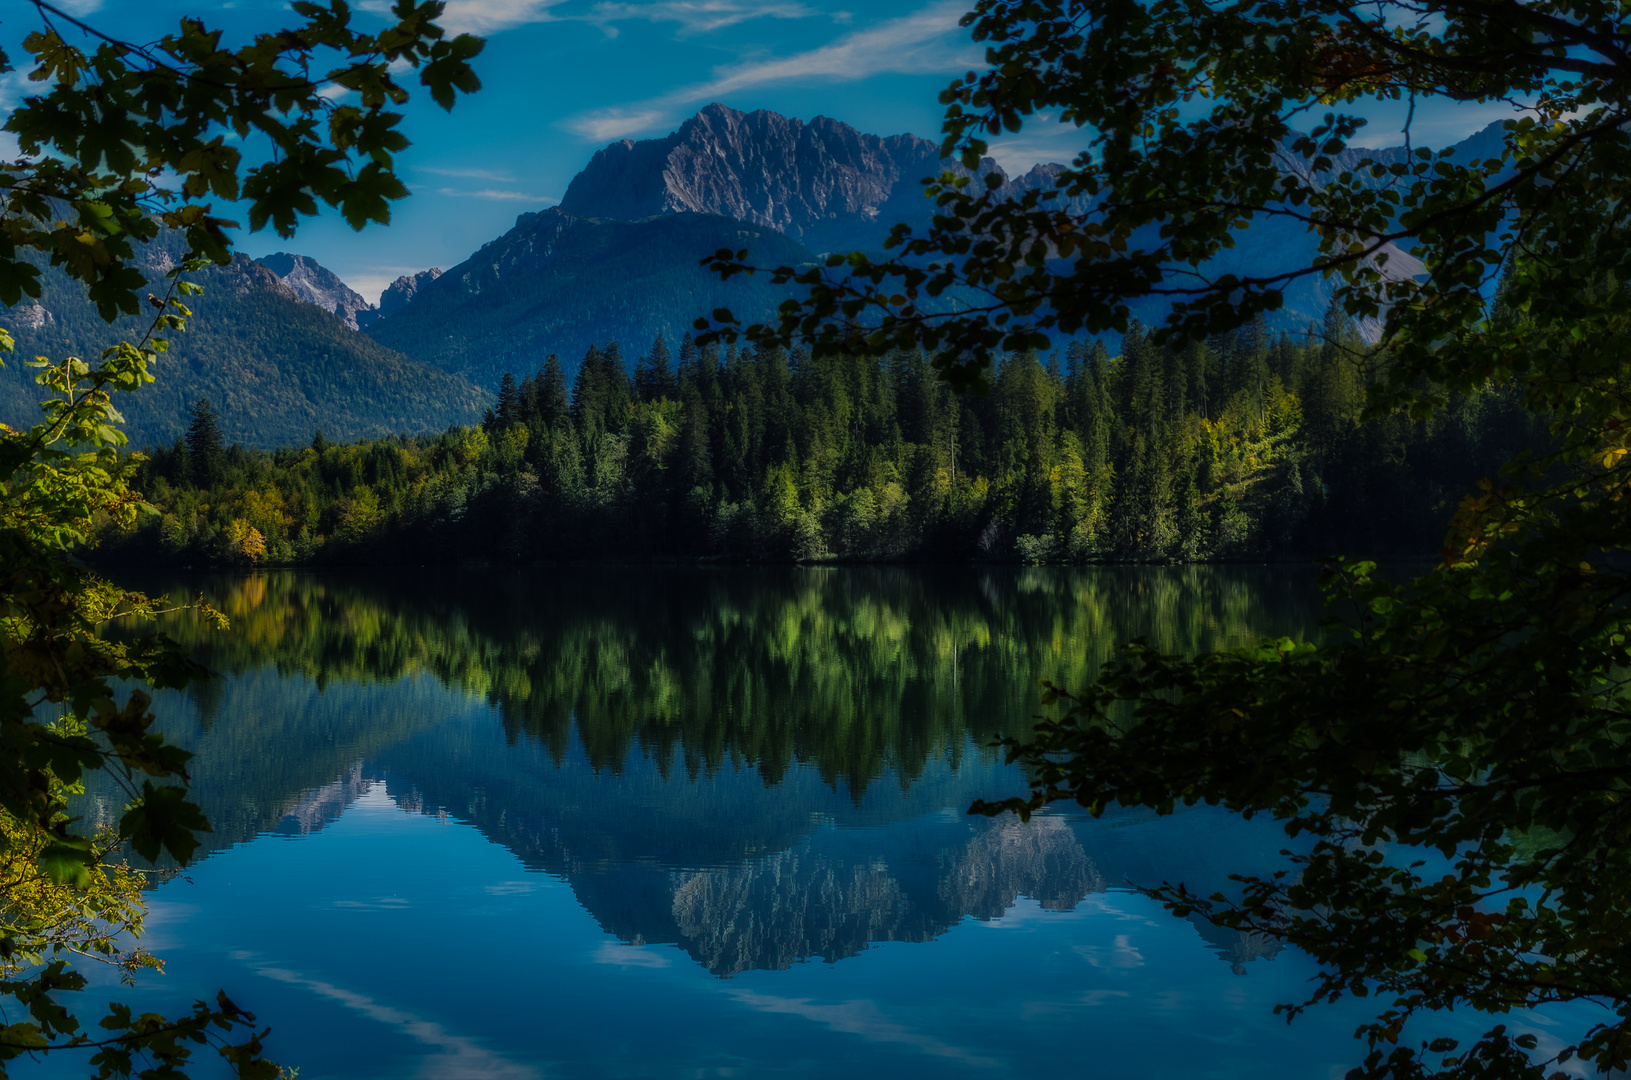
[95,565,1322,974]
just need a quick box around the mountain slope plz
[364,208,820,388]
[371,103,1468,380]
[258,252,376,330]
[2,239,490,449]
[560,102,1078,255]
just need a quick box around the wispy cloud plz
[725,989,1001,1068]
[421,166,520,183]
[565,108,675,144]
[563,0,978,141]
[369,0,833,36]
[593,942,673,968]
[361,0,571,35]
[436,187,557,203]
[254,963,541,1080]
[984,122,1085,175]
[585,0,820,37]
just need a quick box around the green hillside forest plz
[99,308,1545,566]
[362,210,822,390]
[1,239,490,448]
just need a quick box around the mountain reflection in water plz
[59,565,1368,1079]
[95,566,1322,971]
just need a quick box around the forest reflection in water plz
[54,564,1389,1080]
[94,565,1327,971]
[145,562,1325,792]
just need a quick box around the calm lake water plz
[52,566,1425,1078]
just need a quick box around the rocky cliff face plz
[559,102,1067,254]
[258,252,375,330]
[373,267,444,320]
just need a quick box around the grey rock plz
[9,304,53,330]
[560,102,1062,254]
[257,252,375,330]
[372,267,444,321]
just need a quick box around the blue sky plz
[6,0,1519,304]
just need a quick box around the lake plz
[56,565,1401,1079]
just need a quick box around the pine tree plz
[677,332,701,385]
[538,354,570,429]
[632,351,653,403]
[678,382,714,493]
[488,373,520,432]
[648,331,675,400]
[186,398,225,488]
[573,345,605,435]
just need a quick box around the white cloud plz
[565,107,675,143]
[421,166,521,183]
[435,186,557,203]
[585,0,819,36]
[984,124,1086,175]
[593,942,673,968]
[563,0,978,141]
[255,965,541,1080]
[725,989,1001,1068]
[1073,933,1147,970]
[360,0,571,35]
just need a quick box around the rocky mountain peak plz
[374,267,444,320]
[257,252,374,330]
[560,102,1022,253]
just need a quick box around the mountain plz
[363,208,821,389]
[257,252,375,330]
[560,101,1077,255]
[2,236,490,449]
[369,267,444,322]
[367,103,1468,388]
[557,102,1441,338]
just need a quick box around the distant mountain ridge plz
[258,252,374,330]
[12,103,1501,437]
[560,101,1078,254]
[362,103,1480,388]
[374,267,444,320]
[2,235,489,448]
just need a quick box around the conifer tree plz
[488,373,520,432]
[677,332,701,385]
[648,331,675,400]
[538,354,570,429]
[185,398,225,488]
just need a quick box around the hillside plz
[364,104,1456,386]
[364,208,820,388]
[2,241,490,449]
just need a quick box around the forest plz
[101,309,1545,566]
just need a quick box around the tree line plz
[105,310,1544,566]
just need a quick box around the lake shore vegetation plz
[103,321,1543,567]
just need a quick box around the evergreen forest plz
[104,312,1545,566]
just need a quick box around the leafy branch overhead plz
[700,0,1631,403]
[0,3,481,1076]
[0,0,482,321]
[695,0,1631,1077]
